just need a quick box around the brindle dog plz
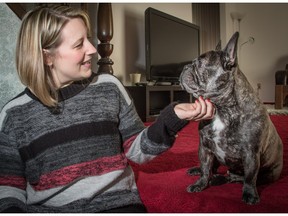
[180,32,283,204]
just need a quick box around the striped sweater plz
[0,73,188,213]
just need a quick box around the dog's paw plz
[242,192,260,205]
[187,184,204,193]
[242,185,260,205]
[187,167,201,176]
[209,174,229,186]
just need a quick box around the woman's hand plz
[174,96,215,121]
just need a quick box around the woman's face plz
[49,18,97,88]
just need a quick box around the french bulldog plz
[179,32,283,205]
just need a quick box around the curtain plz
[192,3,220,54]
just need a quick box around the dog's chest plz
[201,114,240,164]
[211,116,227,161]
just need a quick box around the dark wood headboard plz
[96,3,114,74]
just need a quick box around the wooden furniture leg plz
[97,3,114,74]
[275,85,288,109]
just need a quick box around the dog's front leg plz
[187,145,214,192]
[242,152,260,204]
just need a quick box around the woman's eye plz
[74,39,84,49]
[75,43,83,48]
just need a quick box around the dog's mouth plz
[180,69,219,103]
[180,65,201,96]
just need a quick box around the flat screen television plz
[145,7,200,84]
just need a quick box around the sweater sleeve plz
[122,100,188,164]
[109,75,188,164]
[147,102,189,145]
[0,127,27,212]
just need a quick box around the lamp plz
[241,37,255,46]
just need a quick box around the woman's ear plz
[43,49,53,66]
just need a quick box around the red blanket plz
[130,115,288,213]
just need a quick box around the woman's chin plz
[82,69,92,78]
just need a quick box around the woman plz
[0,5,215,213]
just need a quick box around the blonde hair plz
[16,5,92,107]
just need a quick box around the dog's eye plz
[216,73,229,89]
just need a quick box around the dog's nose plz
[179,72,185,87]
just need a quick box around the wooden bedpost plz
[97,3,114,74]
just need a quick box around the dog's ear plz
[215,40,221,51]
[223,32,239,70]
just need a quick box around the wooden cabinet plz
[125,85,192,122]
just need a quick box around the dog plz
[179,32,283,205]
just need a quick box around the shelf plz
[125,85,192,122]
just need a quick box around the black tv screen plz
[145,7,200,84]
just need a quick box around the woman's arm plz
[0,131,27,212]
[117,83,215,164]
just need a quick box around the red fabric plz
[0,176,26,190]
[130,115,288,213]
[35,154,127,191]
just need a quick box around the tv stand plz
[125,85,193,122]
[155,81,172,86]
[154,81,181,86]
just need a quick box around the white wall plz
[221,3,288,103]
[109,3,192,85]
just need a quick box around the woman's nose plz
[87,41,97,55]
